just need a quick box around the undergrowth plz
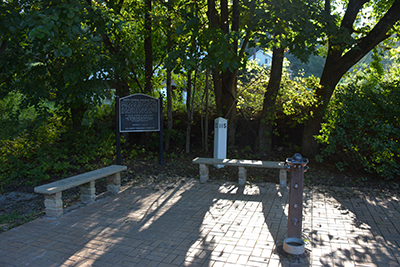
[0,102,116,192]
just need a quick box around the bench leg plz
[199,164,209,183]
[44,192,63,218]
[80,181,96,203]
[107,172,121,194]
[279,169,287,188]
[238,167,246,185]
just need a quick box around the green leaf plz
[67,12,75,19]
[37,32,45,39]
[8,25,17,34]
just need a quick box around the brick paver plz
[1,179,399,266]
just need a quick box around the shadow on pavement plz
[304,186,400,266]
[0,178,292,266]
[1,176,398,267]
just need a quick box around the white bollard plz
[213,117,227,168]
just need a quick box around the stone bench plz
[34,165,127,218]
[192,157,287,187]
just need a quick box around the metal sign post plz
[116,96,121,165]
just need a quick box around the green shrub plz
[0,103,116,191]
[276,75,319,123]
[238,60,319,123]
[316,79,400,179]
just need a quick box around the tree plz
[85,0,137,97]
[168,0,255,150]
[206,0,255,147]
[0,0,111,132]
[255,0,325,155]
[144,0,153,94]
[302,0,400,156]
[0,0,29,93]
[2,0,180,135]
[257,45,285,155]
[85,0,172,98]
[164,0,174,151]
[164,0,203,153]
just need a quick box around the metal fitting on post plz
[286,153,308,168]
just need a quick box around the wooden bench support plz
[35,165,127,218]
[193,157,287,188]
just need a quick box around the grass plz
[0,210,44,232]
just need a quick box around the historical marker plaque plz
[119,94,160,132]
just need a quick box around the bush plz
[316,79,400,180]
[238,61,319,123]
[0,103,116,191]
[276,75,319,123]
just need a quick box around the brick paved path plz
[0,179,399,266]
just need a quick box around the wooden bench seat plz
[192,157,287,187]
[34,165,127,218]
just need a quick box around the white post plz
[214,117,227,168]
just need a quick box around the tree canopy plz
[1,0,399,166]
[301,0,400,156]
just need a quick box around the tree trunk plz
[165,70,173,151]
[137,0,153,146]
[165,4,173,151]
[70,103,86,133]
[115,75,130,97]
[185,71,192,153]
[301,64,344,156]
[0,40,6,54]
[257,46,284,156]
[207,0,240,148]
[144,0,153,95]
[220,70,237,148]
[204,68,210,153]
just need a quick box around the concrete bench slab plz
[193,157,287,187]
[34,165,127,218]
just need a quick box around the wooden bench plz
[34,165,127,218]
[192,157,287,187]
